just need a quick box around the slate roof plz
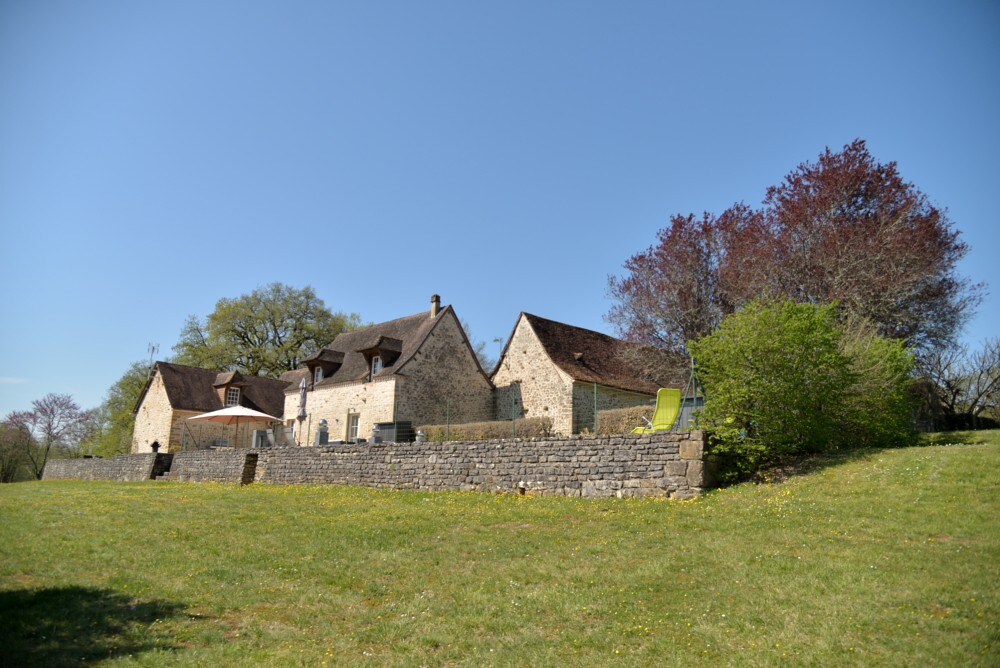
[136,362,289,417]
[517,313,686,395]
[297,306,452,389]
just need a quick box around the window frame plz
[347,413,360,441]
[225,387,240,407]
[314,367,323,384]
[371,355,383,380]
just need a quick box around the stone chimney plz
[430,294,441,317]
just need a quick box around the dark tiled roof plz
[304,308,447,388]
[279,368,309,384]
[301,349,344,365]
[140,362,289,417]
[213,371,240,387]
[521,313,686,395]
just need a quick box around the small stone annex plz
[492,313,685,434]
[132,363,288,453]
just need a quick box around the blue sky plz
[1,0,998,417]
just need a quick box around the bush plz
[596,405,655,435]
[689,300,916,483]
[417,417,554,442]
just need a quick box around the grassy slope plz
[1,435,998,667]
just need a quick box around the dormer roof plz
[301,349,345,366]
[213,371,244,387]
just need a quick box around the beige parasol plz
[188,405,280,447]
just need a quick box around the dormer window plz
[225,387,240,406]
[371,355,383,380]
[314,367,324,384]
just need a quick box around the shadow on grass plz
[744,448,879,484]
[0,586,188,667]
[738,429,1000,485]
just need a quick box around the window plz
[371,355,382,380]
[347,414,360,441]
[225,387,240,406]
[314,367,323,384]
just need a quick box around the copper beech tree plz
[608,140,981,355]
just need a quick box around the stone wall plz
[167,450,256,484]
[41,432,711,499]
[254,432,709,498]
[493,315,575,434]
[41,454,172,482]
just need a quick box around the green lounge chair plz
[632,388,682,434]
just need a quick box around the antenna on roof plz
[147,343,159,369]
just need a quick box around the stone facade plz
[284,309,493,445]
[394,312,493,427]
[284,377,398,446]
[493,316,575,434]
[132,372,175,453]
[493,315,655,435]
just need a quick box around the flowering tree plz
[3,394,95,479]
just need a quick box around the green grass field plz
[2,432,998,666]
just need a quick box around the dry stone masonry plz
[41,432,710,499]
[42,454,173,482]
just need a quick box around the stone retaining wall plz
[41,454,172,482]
[40,432,710,499]
[255,432,708,498]
[168,450,256,483]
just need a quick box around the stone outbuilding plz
[132,362,289,453]
[492,313,684,435]
[283,295,494,445]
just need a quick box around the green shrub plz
[839,318,917,448]
[596,405,655,435]
[689,300,916,483]
[417,417,554,442]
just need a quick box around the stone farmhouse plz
[282,295,494,445]
[492,313,683,435]
[131,296,683,452]
[132,362,288,453]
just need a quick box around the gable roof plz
[300,305,455,389]
[136,362,289,417]
[513,313,686,395]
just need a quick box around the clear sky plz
[1,0,998,417]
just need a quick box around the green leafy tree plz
[689,300,915,482]
[173,283,361,377]
[82,360,153,458]
[0,424,33,483]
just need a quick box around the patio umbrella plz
[188,405,280,448]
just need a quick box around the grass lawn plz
[1,433,998,666]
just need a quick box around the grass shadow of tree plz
[744,448,883,485]
[0,586,189,667]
